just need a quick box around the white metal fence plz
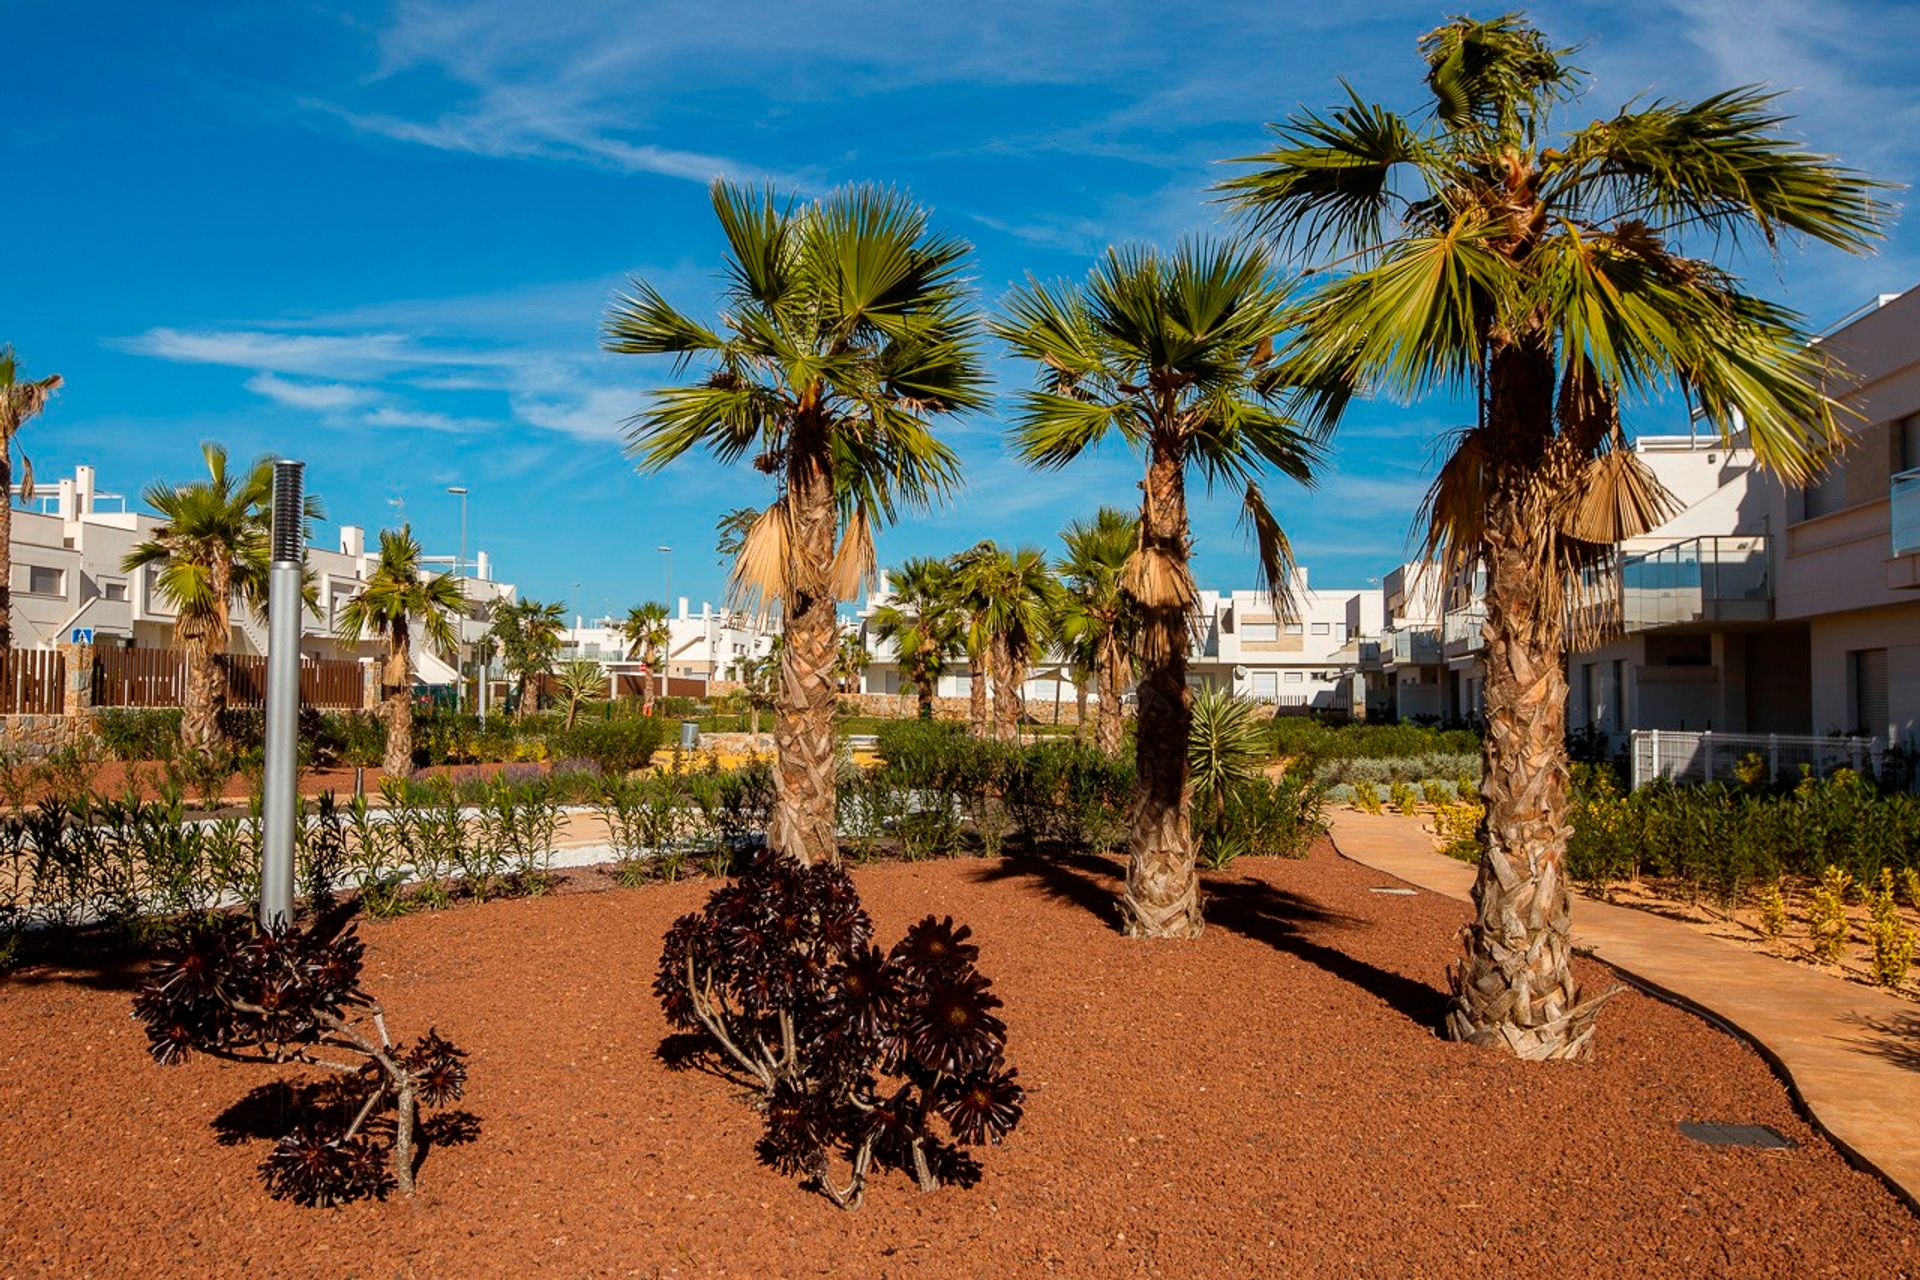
[1629,729,1885,789]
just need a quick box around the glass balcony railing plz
[1442,608,1484,657]
[1619,535,1771,630]
[1894,468,1920,557]
[1385,626,1443,665]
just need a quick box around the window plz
[1241,619,1278,642]
[1284,622,1303,636]
[1850,648,1889,737]
[1335,623,1349,642]
[1250,670,1277,700]
[1283,671,1304,684]
[1803,460,1848,519]
[1902,413,1920,472]
[21,565,64,596]
[102,580,128,602]
[1310,622,1330,636]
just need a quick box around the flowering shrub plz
[655,852,1023,1208]
[132,914,471,1206]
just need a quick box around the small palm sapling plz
[656,852,1023,1208]
[133,914,469,1205]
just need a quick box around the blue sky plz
[9,0,1917,617]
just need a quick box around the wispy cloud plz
[243,372,378,411]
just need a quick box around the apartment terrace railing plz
[1441,608,1484,658]
[1631,728,1886,790]
[1385,626,1443,666]
[1894,467,1920,557]
[1619,535,1771,631]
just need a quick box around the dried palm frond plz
[830,505,877,601]
[1557,444,1677,544]
[1120,543,1198,613]
[727,501,790,622]
[1419,426,1492,579]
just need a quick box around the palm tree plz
[333,525,464,777]
[1055,507,1139,754]
[954,542,1058,743]
[1220,13,1885,1057]
[606,181,986,864]
[868,557,960,720]
[943,556,996,738]
[489,597,566,718]
[836,632,872,695]
[996,240,1319,939]
[556,658,611,730]
[124,445,281,758]
[620,601,672,711]
[0,349,59,651]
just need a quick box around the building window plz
[1850,648,1889,737]
[1335,623,1349,642]
[1250,670,1277,700]
[1242,619,1277,642]
[1802,460,1847,519]
[1283,670,1304,684]
[1903,413,1920,472]
[103,580,128,602]
[1310,622,1330,636]
[20,565,64,596]
[1284,622,1303,636]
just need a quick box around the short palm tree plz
[1055,507,1139,754]
[1220,13,1886,1057]
[333,525,464,777]
[489,597,566,718]
[124,445,304,759]
[0,348,60,651]
[606,181,986,864]
[620,601,672,711]
[953,542,1058,743]
[868,557,960,720]
[942,555,996,738]
[556,658,611,730]
[996,240,1320,938]
[835,633,872,694]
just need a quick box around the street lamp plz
[446,486,469,578]
[447,486,469,712]
[657,544,672,610]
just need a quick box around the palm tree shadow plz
[1845,1013,1920,1073]
[967,849,1449,1033]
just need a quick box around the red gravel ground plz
[2,842,1914,1278]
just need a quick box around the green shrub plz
[94,709,183,762]
[1270,719,1481,768]
[547,717,666,775]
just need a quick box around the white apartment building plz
[560,599,778,695]
[853,568,1388,716]
[1376,561,1448,721]
[11,464,516,688]
[1437,281,1920,749]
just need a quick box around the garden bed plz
[2,844,1913,1276]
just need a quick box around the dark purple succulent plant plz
[655,851,1023,1209]
[132,914,472,1206]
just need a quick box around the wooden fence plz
[0,649,66,715]
[92,648,365,711]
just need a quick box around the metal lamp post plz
[259,460,305,928]
[447,485,469,711]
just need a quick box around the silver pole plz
[260,460,305,928]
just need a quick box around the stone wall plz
[0,714,92,758]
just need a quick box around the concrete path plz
[1329,809,1920,1214]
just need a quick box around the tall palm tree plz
[1056,507,1139,754]
[954,542,1058,742]
[334,526,464,777]
[1221,13,1885,1057]
[868,557,959,720]
[606,181,986,864]
[997,240,1319,939]
[942,556,996,738]
[123,445,285,758]
[620,601,672,711]
[0,349,59,652]
[489,597,566,718]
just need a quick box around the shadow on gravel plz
[965,848,1126,929]
[1845,1013,1920,1073]
[214,1079,481,1171]
[1204,876,1450,1034]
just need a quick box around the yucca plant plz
[333,525,465,776]
[996,240,1320,938]
[1221,13,1886,1057]
[556,658,610,730]
[608,182,987,865]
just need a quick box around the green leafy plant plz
[1807,866,1853,965]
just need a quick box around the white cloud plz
[509,387,642,441]
[363,406,494,433]
[122,326,492,377]
[243,372,377,411]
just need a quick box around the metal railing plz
[1630,728,1883,789]
[1619,535,1771,630]
[1894,467,1920,556]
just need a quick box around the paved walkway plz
[1329,809,1920,1213]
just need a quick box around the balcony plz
[1895,468,1920,557]
[1619,535,1771,630]
[1442,608,1484,658]
[1384,626,1443,666]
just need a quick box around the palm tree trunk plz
[915,668,934,722]
[0,446,13,652]
[768,416,839,864]
[1096,633,1125,756]
[181,564,234,761]
[382,621,413,778]
[1074,680,1089,742]
[1443,338,1609,1058]
[968,646,988,738]
[1124,432,1200,939]
[992,638,1020,742]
